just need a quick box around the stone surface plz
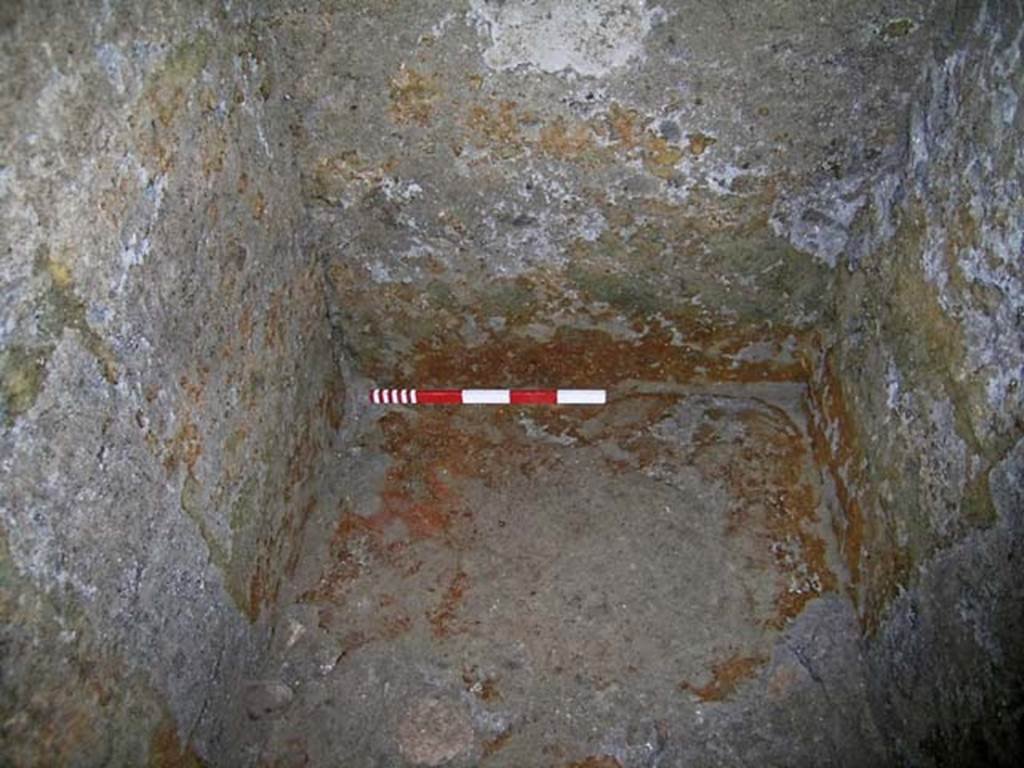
[1,0,1021,766]
[469,0,657,77]
[247,378,865,766]
[243,681,295,722]
[804,1,1024,762]
[1,1,343,762]
[271,0,936,383]
[397,697,475,766]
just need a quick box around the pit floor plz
[244,381,865,767]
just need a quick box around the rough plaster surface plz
[469,0,657,77]
[276,0,934,381]
[1,0,1021,765]
[1,2,342,762]
[812,1,1024,762]
[245,382,879,766]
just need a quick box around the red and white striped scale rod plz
[369,388,606,405]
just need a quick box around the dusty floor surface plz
[240,380,880,767]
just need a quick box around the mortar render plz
[1,0,1021,765]
[807,1,1024,763]
[0,2,344,762]
[274,0,940,378]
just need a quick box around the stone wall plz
[274,0,934,384]
[808,1,1023,761]
[0,2,343,762]
[2,1,1020,764]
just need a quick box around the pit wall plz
[0,3,343,763]
[808,1,1024,762]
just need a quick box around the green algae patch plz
[0,345,49,426]
[180,472,229,571]
[961,469,997,528]
[567,264,663,315]
[478,278,541,323]
[702,231,831,323]
[144,34,213,128]
[2,245,126,426]
[0,527,20,591]
[134,32,216,171]
[180,471,251,616]
[880,18,914,40]
[34,248,119,385]
[230,476,261,535]
[425,279,456,310]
